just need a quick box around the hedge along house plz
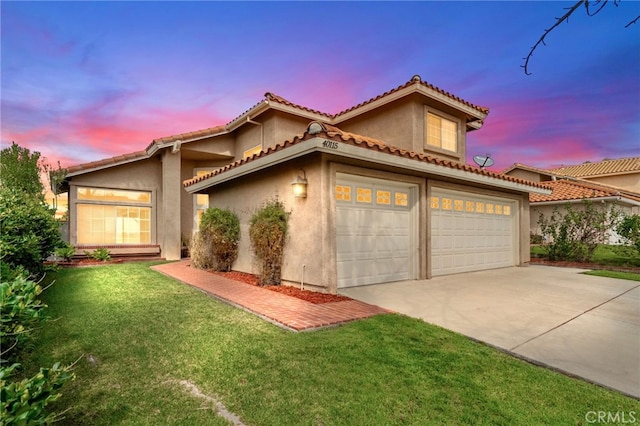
[183,76,551,293]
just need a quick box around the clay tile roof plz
[66,150,148,174]
[547,157,640,178]
[151,125,226,145]
[530,178,640,203]
[334,75,489,118]
[67,125,227,175]
[265,92,332,118]
[502,162,557,176]
[184,122,548,191]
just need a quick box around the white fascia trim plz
[186,137,550,195]
[533,196,640,207]
[225,101,271,131]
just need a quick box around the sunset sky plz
[2,1,639,172]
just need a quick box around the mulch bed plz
[208,270,351,304]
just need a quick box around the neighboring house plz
[64,75,551,293]
[503,161,640,244]
[503,157,640,191]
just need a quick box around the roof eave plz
[185,137,549,195]
[532,196,640,207]
[333,84,488,128]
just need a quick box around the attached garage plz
[336,174,418,288]
[430,188,518,276]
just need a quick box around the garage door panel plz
[431,190,517,276]
[337,177,415,288]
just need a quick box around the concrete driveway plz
[339,265,640,398]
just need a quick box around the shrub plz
[189,231,215,270]
[54,244,76,261]
[1,362,75,424]
[0,187,63,276]
[84,248,111,262]
[199,208,240,272]
[249,199,290,286]
[617,214,640,252]
[530,233,543,245]
[1,275,48,362]
[537,200,620,262]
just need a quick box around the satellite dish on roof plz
[473,154,494,169]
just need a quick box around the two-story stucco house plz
[64,75,550,293]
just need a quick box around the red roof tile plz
[333,75,489,118]
[151,125,226,145]
[530,179,640,203]
[66,150,148,174]
[184,122,547,191]
[265,92,333,118]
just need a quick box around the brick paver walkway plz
[152,260,390,331]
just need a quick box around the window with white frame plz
[426,112,458,152]
[76,187,152,244]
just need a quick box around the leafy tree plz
[0,142,64,276]
[523,0,639,74]
[0,188,63,276]
[0,142,46,201]
[617,214,640,252]
[537,199,621,261]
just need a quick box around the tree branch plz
[522,0,585,75]
[625,15,640,27]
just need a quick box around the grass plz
[531,244,640,267]
[583,270,640,281]
[22,262,638,425]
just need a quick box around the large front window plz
[77,187,152,244]
[426,112,457,152]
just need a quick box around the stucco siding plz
[68,158,162,248]
[587,174,640,193]
[206,155,327,291]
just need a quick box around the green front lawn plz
[583,270,640,281]
[23,263,637,425]
[532,244,640,267]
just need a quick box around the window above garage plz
[425,110,459,154]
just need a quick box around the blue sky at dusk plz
[2,1,639,172]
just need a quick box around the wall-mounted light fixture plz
[291,169,308,198]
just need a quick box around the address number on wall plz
[322,140,339,150]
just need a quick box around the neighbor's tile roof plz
[184,122,548,191]
[547,157,640,178]
[530,178,640,203]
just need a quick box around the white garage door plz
[431,189,517,276]
[336,175,417,288]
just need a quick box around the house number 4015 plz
[322,140,339,150]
